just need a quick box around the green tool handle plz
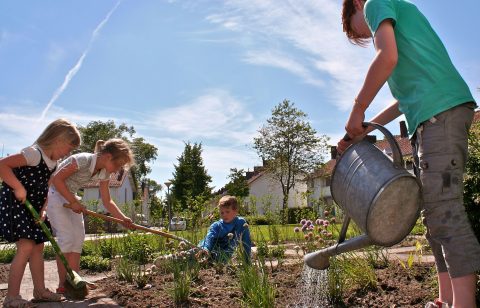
[24,199,75,279]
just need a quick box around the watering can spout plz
[304,235,372,270]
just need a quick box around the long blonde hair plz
[94,138,135,168]
[36,118,81,150]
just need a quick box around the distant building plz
[245,163,308,214]
[82,169,137,213]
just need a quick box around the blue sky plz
[1,0,479,192]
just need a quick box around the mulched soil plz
[94,260,435,307]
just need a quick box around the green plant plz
[134,264,151,289]
[43,245,56,260]
[0,245,16,263]
[115,257,135,282]
[364,245,389,269]
[121,232,155,264]
[267,224,281,245]
[237,261,275,307]
[80,255,111,272]
[169,261,191,305]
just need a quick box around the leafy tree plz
[253,100,329,222]
[171,142,212,210]
[78,120,134,152]
[465,119,480,241]
[225,168,249,198]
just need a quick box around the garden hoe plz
[63,203,197,248]
[24,199,90,300]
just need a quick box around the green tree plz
[225,168,249,198]
[465,119,480,241]
[253,100,329,222]
[171,142,212,210]
[78,120,134,152]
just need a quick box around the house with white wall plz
[245,166,308,215]
[82,169,137,213]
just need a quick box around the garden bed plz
[94,260,435,307]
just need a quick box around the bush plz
[0,246,16,263]
[281,207,317,224]
[245,215,274,225]
[43,245,57,260]
[80,255,111,272]
[121,232,155,264]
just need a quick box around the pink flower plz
[315,219,322,225]
[300,219,307,225]
[294,227,300,233]
[324,210,330,217]
[330,217,336,223]
[306,220,312,227]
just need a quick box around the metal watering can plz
[304,122,421,270]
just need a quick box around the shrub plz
[80,255,111,272]
[43,245,57,260]
[245,215,274,225]
[121,232,155,264]
[0,246,16,263]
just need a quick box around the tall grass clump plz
[0,245,16,263]
[169,260,191,305]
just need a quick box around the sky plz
[1,0,479,193]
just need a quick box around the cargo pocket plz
[419,154,463,203]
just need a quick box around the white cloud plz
[143,89,257,145]
[205,0,380,111]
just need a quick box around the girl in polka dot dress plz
[0,119,80,308]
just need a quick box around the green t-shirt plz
[364,0,475,136]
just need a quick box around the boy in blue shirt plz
[154,195,251,266]
[338,1,479,307]
[198,195,252,262]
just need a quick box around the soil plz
[93,260,435,307]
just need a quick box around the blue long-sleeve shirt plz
[198,216,252,261]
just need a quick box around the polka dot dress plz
[0,151,55,244]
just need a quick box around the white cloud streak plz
[39,1,121,120]
[205,0,391,111]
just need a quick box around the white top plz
[55,153,110,194]
[21,145,57,170]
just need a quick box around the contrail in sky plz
[40,1,121,120]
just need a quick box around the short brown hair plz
[342,0,369,46]
[218,195,238,211]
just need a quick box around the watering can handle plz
[342,122,404,168]
[363,122,404,169]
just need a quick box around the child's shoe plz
[424,299,449,308]
[32,288,63,302]
[2,295,37,308]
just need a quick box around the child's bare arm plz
[0,154,28,202]
[99,181,133,227]
[346,19,398,138]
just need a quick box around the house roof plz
[247,170,265,185]
[82,169,131,189]
[374,136,412,156]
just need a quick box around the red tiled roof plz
[375,136,413,156]
[247,170,265,185]
[82,169,129,188]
